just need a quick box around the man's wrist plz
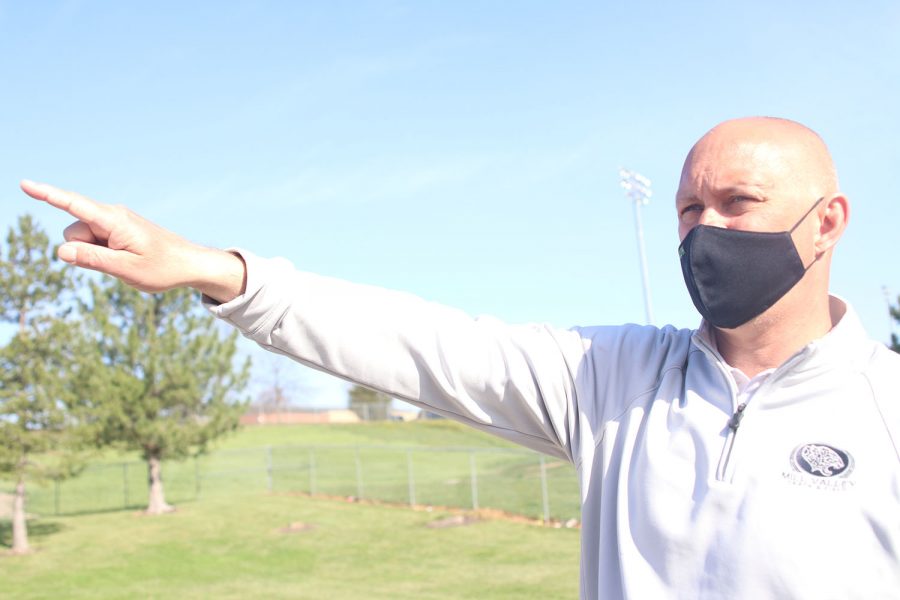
[190,247,248,304]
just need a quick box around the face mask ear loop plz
[789,196,826,234]
[790,196,827,270]
[801,253,823,272]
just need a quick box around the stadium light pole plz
[619,168,655,325]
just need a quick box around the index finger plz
[20,180,115,237]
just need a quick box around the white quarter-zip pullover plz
[208,251,900,599]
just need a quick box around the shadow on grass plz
[40,496,200,518]
[0,520,65,549]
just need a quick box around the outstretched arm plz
[20,180,246,303]
[22,181,593,458]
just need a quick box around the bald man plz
[22,117,899,600]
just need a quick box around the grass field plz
[1,422,583,598]
[0,492,581,599]
[209,420,522,450]
[14,421,583,522]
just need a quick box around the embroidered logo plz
[791,443,853,478]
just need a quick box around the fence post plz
[194,456,201,499]
[539,454,550,523]
[266,445,273,492]
[54,478,60,516]
[469,452,479,510]
[355,446,364,499]
[406,449,416,506]
[123,462,129,509]
[308,448,317,495]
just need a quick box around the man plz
[21,117,899,599]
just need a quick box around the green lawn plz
[0,492,580,599]
[15,421,583,522]
[210,420,522,450]
[1,422,583,597]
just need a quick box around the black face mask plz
[678,197,824,329]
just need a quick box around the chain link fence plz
[15,445,581,523]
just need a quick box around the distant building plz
[241,405,421,425]
[240,408,360,425]
[416,410,446,420]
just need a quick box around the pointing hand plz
[21,180,246,302]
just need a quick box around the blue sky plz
[2,1,898,406]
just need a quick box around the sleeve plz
[204,251,591,461]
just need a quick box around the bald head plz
[676,117,846,241]
[675,116,850,342]
[681,117,839,205]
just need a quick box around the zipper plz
[728,402,748,431]
[716,402,746,481]
[694,330,815,483]
[693,334,746,482]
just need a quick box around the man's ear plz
[815,194,849,256]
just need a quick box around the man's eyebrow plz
[675,194,699,205]
[716,182,772,195]
[679,185,770,201]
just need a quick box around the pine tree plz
[0,215,81,554]
[348,384,392,421]
[80,278,250,514]
[890,295,899,353]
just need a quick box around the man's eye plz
[680,204,702,216]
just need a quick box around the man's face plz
[674,122,832,270]
[676,140,806,240]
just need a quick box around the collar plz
[691,295,872,379]
[696,321,775,395]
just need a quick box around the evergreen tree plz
[80,278,250,514]
[0,215,81,554]
[890,295,899,353]
[348,384,392,421]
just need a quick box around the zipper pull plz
[728,403,747,432]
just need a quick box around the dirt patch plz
[425,515,479,529]
[275,491,580,529]
[278,521,316,534]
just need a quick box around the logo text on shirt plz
[782,443,855,491]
